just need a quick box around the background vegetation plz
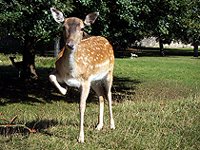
[0,0,199,79]
[1,0,199,50]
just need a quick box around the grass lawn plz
[0,53,200,150]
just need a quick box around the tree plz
[70,0,150,51]
[172,0,200,57]
[1,0,199,65]
[70,0,178,54]
[143,0,200,56]
[0,0,74,79]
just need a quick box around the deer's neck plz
[62,46,78,73]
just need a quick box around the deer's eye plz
[80,27,85,32]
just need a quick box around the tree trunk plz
[21,36,38,80]
[193,43,198,57]
[159,39,165,56]
[54,37,60,57]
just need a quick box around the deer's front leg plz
[78,81,90,143]
[49,74,67,95]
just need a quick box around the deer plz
[49,7,115,143]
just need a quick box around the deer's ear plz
[84,12,99,26]
[50,7,65,24]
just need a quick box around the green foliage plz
[0,0,199,50]
[174,0,200,44]
[71,0,199,48]
[75,0,199,47]
[0,0,74,43]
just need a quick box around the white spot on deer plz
[82,61,88,66]
[90,66,94,69]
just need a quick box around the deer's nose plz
[66,40,75,49]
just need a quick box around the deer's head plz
[50,7,99,49]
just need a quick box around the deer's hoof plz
[96,123,103,130]
[78,136,84,143]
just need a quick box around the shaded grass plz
[0,53,200,149]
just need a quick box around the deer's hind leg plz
[92,82,106,130]
[104,71,115,129]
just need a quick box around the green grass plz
[0,54,200,149]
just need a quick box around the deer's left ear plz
[84,12,99,26]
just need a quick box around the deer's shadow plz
[0,66,140,105]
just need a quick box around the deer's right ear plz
[50,7,64,24]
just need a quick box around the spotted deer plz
[49,7,115,143]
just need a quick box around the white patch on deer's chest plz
[68,50,76,70]
[61,48,81,87]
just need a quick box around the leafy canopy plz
[0,0,199,49]
[0,0,74,42]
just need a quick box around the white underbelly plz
[90,71,108,81]
[64,71,108,88]
[65,78,81,87]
